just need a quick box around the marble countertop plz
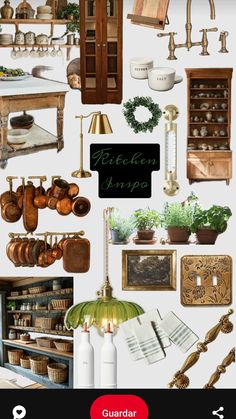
[0,76,70,97]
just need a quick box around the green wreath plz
[123,96,162,134]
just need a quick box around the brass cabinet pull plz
[168,309,234,389]
[204,348,235,388]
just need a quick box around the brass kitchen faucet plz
[158,0,218,59]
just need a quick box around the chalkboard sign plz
[90,143,160,198]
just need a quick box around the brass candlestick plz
[168,309,234,389]
[204,348,235,389]
[71,112,113,179]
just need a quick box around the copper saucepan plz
[1,176,18,207]
[51,178,69,200]
[67,183,79,199]
[56,197,72,216]
[52,236,63,260]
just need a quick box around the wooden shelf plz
[188,136,228,140]
[190,88,228,91]
[9,325,73,337]
[190,109,228,112]
[190,98,228,100]
[4,363,70,389]
[3,340,73,359]
[7,287,73,300]
[7,310,68,314]
[0,19,72,24]
[190,123,228,125]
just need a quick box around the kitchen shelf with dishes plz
[186,68,233,185]
[0,276,74,388]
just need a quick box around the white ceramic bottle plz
[77,324,94,388]
[100,324,117,388]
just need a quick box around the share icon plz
[212,407,224,419]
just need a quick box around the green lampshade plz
[65,277,144,334]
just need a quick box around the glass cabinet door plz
[106,0,119,91]
[85,0,97,90]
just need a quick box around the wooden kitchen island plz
[0,76,69,168]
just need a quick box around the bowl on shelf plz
[37,5,52,14]
[10,112,34,130]
[0,34,13,45]
[7,129,29,145]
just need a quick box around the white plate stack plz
[36,5,53,20]
[0,33,13,45]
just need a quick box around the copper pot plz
[72,197,91,217]
[1,190,17,207]
[7,237,23,267]
[34,194,48,209]
[38,236,56,267]
[58,235,67,251]
[51,178,69,200]
[25,238,36,267]
[32,239,47,266]
[56,197,72,216]
[47,196,58,210]
[18,238,29,266]
[68,183,79,199]
[52,237,63,260]
[1,201,22,222]
[35,186,46,197]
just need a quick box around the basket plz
[10,291,21,297]
[51,299,72,310]
[30,356,49,375]
[28,286,47,294]
[36,337,55,348]
[8,349,23,365]
[20,355,31,369]
[20,334,30,342]
[47,363,68,384]
[53,339,73,353]
[40,317,57,330]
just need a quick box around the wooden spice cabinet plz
[80,0,123,104]
[186,68,233,185]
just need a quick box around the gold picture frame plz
[122,250,176,291]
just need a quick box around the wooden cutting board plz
[127,0,170,29]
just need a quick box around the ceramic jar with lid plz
[52,279,62,291]
[15,31,25,45]
[1,0,14,19]
[206,112,213,122]
[36,33,49,45]
[25,31,36,45]
[193,128,199,137]
[200,126,208,137]
[217,115,225,123]
[130,57,154,80]
[9,330,17,340]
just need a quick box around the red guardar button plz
[90,395,149,419]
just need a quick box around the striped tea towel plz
[134,323,166,365]
[159,312,199,353]
[138,310,171,349]
[120,317,145,361]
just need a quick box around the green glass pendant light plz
[65,209,144,334]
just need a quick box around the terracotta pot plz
[196,228,218,245]
[167,227,190,243]
[137,230,155,241]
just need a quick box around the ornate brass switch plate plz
[181,255,232,306]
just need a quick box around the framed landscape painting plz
[122,250,176,291]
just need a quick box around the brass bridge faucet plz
[158,0,218,60]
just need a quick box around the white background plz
[0,0,235,389]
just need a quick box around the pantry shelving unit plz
[0,18,79,60]
[186,68,233,185]
[0,277,73,389]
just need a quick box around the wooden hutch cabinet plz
[80,0,123,104]
[185,68,233,185]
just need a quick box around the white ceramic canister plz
[15,31,25,45]
[25,31,36,45]
[148,67,183,91]
[130,57,153,80]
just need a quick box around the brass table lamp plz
[71,111,113,178]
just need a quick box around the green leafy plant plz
[161,202,195,230]
[59,3,80,35]
[191,205,232,234]
[109,209,134,241]
[7,301,16,310]
[133,208,160,231]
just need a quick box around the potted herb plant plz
[133,208,160,241]
[108,209,134,244]
[59,3,80,36]
[161,201,195,243]
[7,301,17,311]
[191,205,232,244]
